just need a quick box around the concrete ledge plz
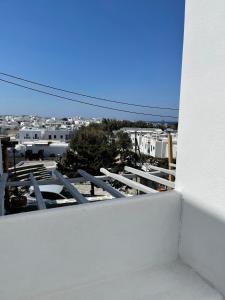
[0,191,181,300]
[180,198,225,297]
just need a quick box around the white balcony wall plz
[176,0,225,207]
[176,0,225,296]
[0,192,181,300]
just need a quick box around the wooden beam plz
[0,173,8,216]
[100,168,157,194]
[0,140,3,176]
[170,163,176,168]
[148,165,176,176]
[30,173,46,210]
[2,145,9,172]
[124,166,175,189]
[167,133,173,182]
[54,170,89,204]
[78,169,124,198]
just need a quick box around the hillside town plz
[0,115,101,162]
[0,115,177,166]
[0,115,177,211]
[0,114,177,219]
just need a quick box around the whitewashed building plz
[16,126,73,158]
[18,126,73,142]
[122,128,177,159]
[16,141,68,157]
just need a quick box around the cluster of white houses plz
[122,128,177,159]
[1,113,178,160]
[18,126,71,142]
[13,126,73,158]
[0,115,103,159]
[13,126,178,160]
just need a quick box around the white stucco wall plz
[25,143,68,157]
[176,0,225,296]
[19,128,72,142]
[0,192,181,299]
[19,128,44,141]
[180,199,225,297]
[176,0,225,208]
[43,129,71,141]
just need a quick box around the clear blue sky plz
[0,0,185,121]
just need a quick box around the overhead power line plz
[0,78,178,119]
[0,72,179,111]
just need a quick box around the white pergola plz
[0,164,175,215]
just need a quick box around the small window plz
[54,135,56,139]
[60,135,63,139]
[49,135,52,140]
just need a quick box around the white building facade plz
[122,128,177,159]
[18,126,73,142]
[16,126,74,158]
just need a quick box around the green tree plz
[57,125,138,177]
[112,131,138,171]
[115,131,132,151]
[57,119,173,177]
[58,126,118,176]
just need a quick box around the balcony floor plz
[32,260,222,300]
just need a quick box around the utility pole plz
[1,137,10,211]
[134,131,137,166]
[134,131,139,194]
[0,136,18,211]
[0,140,3,176]
[134,131,143,167]
[90,182,95,196]
[167,133,173,182]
